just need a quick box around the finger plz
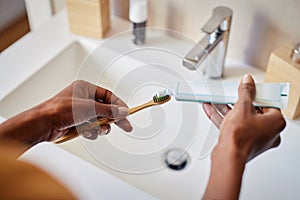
[83,81,123,103]
[261,107,282,115]
[258,108,286,132]
[82,125,111,139]
[82,129,98,140]
[235,74,256,113]
[263,135,281,151]
[212,104,232,118]
[249,136,281,161]
[72,80,94,98]
[202,103,224,129]
[115,118,133,132]
[95,87,113,103]
[98,124,111,136]
[255,107,263,114]
[71,81,129,109]
[94,102,129,119]
[271,136,281,148]
[93,86,129,108]
[261,107,285,123]
[49,129,70,141]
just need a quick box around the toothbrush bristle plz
[153,94,171,103]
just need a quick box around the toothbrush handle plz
[54,118,116,144]
[128,101,153,115]
[54,101,154,144]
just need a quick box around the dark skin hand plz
[202,74,286,200]
[0,80,132,155]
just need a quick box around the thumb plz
[95,102,129,119]
[235,74,256,111]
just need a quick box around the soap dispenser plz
[129,0,148,45]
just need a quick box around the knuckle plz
[241,100,252,107]
[242,83,255,91]
[72,80,89,91]
[73,80,88,86]
[105,89,113,97]
[99,105,117,118]
[278,116,286,131]
[276,137,281,147]
[105,90,114,102]
[271,137,281,149]
[273,109,286,131]
[110,105,120,118]
[52,97,68,112]
[241,84,255,96]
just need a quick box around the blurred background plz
[1,0,300,69]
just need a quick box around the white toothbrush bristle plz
[156,89,173,97]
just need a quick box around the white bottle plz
[129,0,148,45]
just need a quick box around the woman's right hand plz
[202,74,286,161]
[202,74,286,200]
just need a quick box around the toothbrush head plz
[153,93,171,104]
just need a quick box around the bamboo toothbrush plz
[54,94,171,144]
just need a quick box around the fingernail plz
[82,131,92,138]
[99,127,110,135]
[99,128,109,136]
[242,74,252,84]
[202,103,212,115]
[118,107,129,116]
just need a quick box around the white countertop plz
[0,10,73,101]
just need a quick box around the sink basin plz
[0,41,89,118]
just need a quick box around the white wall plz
[145,0,300,69]
[110,0,300,69]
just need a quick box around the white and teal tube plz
[158,82,290,109]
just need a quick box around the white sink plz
[0,29,217,199]
[1,25,300,199]
[0,41,89,118]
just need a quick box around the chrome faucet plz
[183,6,233,78]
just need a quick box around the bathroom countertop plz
[0,8,300,200]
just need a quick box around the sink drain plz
[164,149,189,170]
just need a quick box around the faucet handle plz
[201,6,233,34]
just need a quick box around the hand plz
[202,74,286,200]
[0,80,132,150]
[202,74,286,161]
[43,80,133,141]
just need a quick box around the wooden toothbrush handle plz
[54,118,116,144]
[54,129,78,144]
[54,100,154,144]
[128,101,153,115]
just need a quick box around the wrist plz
[0,101,53,147]
[213,142,248,165]
[204,135,248,200]
[217,126,253,162]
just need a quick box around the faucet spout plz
[183,6,233,78]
